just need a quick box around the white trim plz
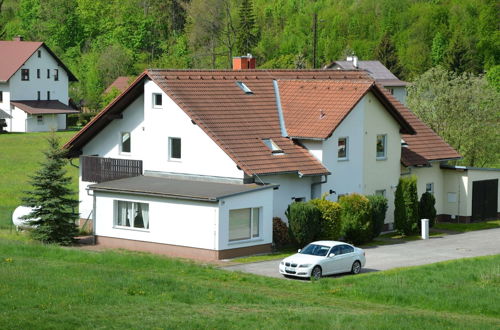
[168,136,182,161]
[152,93,163,108]
[376,134,387,160]
[337,136,349,161]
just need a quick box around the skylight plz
[236,81,253,94]
[262,139,284,155]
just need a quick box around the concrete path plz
[221,228,500,278]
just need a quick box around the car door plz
[339,245,355,272]
[324,245,342,274]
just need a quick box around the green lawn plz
[0,236,498,328]
[434,220,500,232]
[0,132,78,229]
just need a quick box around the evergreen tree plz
[419,192,436,228]
[394,176,419,236]
[235,0,259,55]
[375,32,402,78]
[431,32,447,67]
[22,134,79,245]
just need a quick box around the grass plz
[0,131,78,229]
[231,247,296,263]
[434,220,500,232]
[0,236,498,328]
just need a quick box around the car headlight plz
[298,264,311,268]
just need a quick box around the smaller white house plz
[0,37,78,132]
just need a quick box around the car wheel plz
[351,261,361,275]
[311,266,322,280]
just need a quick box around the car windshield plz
[300,244,330,256]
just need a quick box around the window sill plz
[113,225,150,233]
[168,158,182,162]
[228,238,262,245]
[338,158,349,162]
[119,152,132,156]
[376,157,387,161]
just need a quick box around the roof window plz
[262,139,284,155]
[236,81,253,94]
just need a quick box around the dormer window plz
[262,139,284,155]
[236,81,253,94]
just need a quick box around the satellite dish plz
[12,206,38,231]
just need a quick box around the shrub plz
[394,176,419,235]
[66,114,79,127]
[309,197,342,240]
[286,202,321,247]
[78,112,98,126]
[367,195,388,238]
[272,217,290,247]
[338,194,372,245]
[419,192,437,228]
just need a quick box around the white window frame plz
[228,207,260,242]
[168,137,181,161]
[426,183,434,194]
[36,115,43,123]
[375,189,386,197]
[338,137,348,160]
[376,134,387,160]
[120,132,131,154]
[152,93,163,108]
[114,200,149,231]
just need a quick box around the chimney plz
[233,54,256,70]
[13,35,24,42]
[346,54,358,68]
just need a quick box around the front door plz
[472,179,498,221]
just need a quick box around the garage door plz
[472,179,498,221]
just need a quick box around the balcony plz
[81,155,143,183]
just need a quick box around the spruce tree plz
[375,32,403,79]
[22,134,79,245]
[235,0,259,55]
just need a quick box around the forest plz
[0,0,498,166]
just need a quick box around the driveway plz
[221,228,500,278]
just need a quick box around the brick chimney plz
[13,35,24,42]
[233,54,256,70]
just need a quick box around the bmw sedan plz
[279,241,366,280]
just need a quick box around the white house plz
[0,37,78,132]
[64,57,498,260]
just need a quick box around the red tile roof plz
[0,40,77,82]
[11,100,79,115]
[104,76,133,94]
[64,69,459,175]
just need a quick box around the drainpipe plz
[457,174,461,223]
[311,175,328,199]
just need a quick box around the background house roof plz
[326,60,407,87]
[0,40,77,82]
[11,100,79,115]
[104,76,133,94]
[89,175,277,201]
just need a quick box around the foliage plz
[407,66,500,167]
[286,202,321,247]
[338,193,372,245]
[419,192,437,228]
[375,32,402,78]
[394,176,419,236]
[434,220,500,233]
[309,196,342,240]
[272,216,290,248]
[78,112,98,126]
[235,0,259,55]
[367,195,388,238]
[486,65,500,92]
[21,134,79,245]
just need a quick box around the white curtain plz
[117,201,129,226]
[141,204,149,229]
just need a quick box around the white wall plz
[26,113,59,132]
[94,191,219,250]
[388,86,406,106]
[218,187,274,250]
[6,106,26,132]
[9,46,69,104]
[0,83,10,114]
[442,169,468,217]
[411,164,445,214]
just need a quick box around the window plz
[36,115,43,123]
[341,245,354,254]
[37,50,41,58]
[331,246,341,255]
[121,132,131,153]
[0,91,3,102]
[47,91,50,100]
[153,93,162,107]
[292,197,305,202]
[376,134,387,159]
[115,201,149,230]
[235,81,253,94]
[21,69,29,81]
[229,207,260,241]
[54,69,59,81]
[388,88,394,95]
[338,137,348,160]
[375,189,386,197]
[169,137,181,160]
[37,91,40,100]
[47,69,50,79]
[37,69,40,79]
[447,192,457,203]
[426,183,434,194]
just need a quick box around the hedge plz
[339,193,372,245]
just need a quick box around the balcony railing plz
[81,155,143,183]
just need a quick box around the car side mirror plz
[298,249,301,253]
[329,253,335,258]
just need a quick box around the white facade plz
[1,45,71,132]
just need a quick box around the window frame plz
[47,69,50,79]
[47,91,50,100]
[375,189,386,197]
[114,200,150,231]
[36,115,43,123]
[228,207,261,242]
[37,91,41,100]
[337,137,348,160]
[152,93,163,108]
[120,132,131,154]
[376,134,387,160]
[21,69,30,81]
[37,50,41,58]
[426,183,434,194]
[168,137,182,161]
[0,91,3,103]
[54,69,59,81]
[37,69,40,79]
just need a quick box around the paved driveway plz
[222,228,500,278]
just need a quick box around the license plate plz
[285,267,293,271]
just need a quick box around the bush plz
[78,112,98,126]
[66,114,79,127]
[338,194,372,245]
[367,195,388,238]
[309,197,342,240]
[286,202,321,247]
[419,192,437,228]
[394,176,420,235]
[272,217,290,248]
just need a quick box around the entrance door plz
[472,179,498,221]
